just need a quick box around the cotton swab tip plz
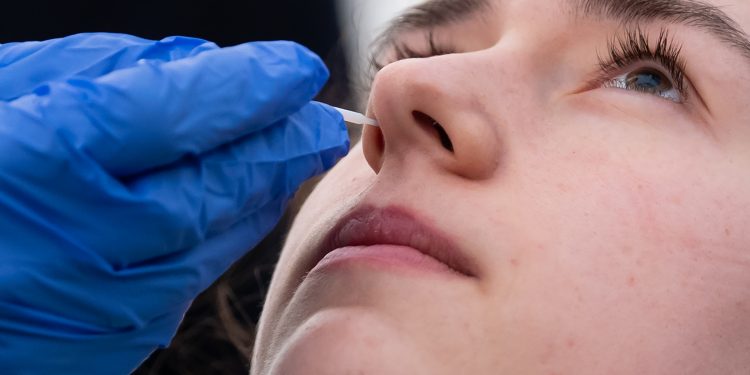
[333,106,379,127]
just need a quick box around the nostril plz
[412,111,454,153]
[432,122,454,152]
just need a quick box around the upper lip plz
[308,205,477,277]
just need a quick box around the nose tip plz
[362,110,456,175]
[361,58,500,180]
[363,120,386,173]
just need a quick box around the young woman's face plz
[253,0,750,373]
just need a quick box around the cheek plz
[553,131,750,268]
[467,123,750,371]
[506,114,750,356]
[538,97,750,272]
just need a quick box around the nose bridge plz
[371,52,498,122]
[363,52,505,180]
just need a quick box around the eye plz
[604,66,682,103]
[596,27,689,104]
[375,30,456,69]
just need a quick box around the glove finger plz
[99,102,348,266]
[0,99,345,267]
[117,198,290,331]
[20,40,331,176]
[0,101,347,367]
[0,33,218,101]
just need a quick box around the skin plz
[252,0,750,373]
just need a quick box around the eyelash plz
[389,30,454,61]
[597,27,688,102]
[385,27,689,103]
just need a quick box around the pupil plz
[629,69,668,90]
[637,73,660,88]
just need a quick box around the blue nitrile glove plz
[0,33,350,374]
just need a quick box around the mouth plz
[307,205,477,278]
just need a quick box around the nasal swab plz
[334,106,379,127]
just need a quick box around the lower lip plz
[311,245,461,276]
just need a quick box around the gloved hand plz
[0,33,349,374]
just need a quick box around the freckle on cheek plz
[627,275,637,287]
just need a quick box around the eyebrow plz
[376,0,750,60]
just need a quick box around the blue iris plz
[632,71,663,89]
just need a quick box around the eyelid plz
[593,27,691,102]
[376,29,456,68]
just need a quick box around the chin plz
[260,307,430,375]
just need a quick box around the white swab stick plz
[333,106,379,127]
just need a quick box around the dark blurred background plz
[1,0,339,49]
[1,1,352,373]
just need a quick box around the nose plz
[362,56,500,180]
